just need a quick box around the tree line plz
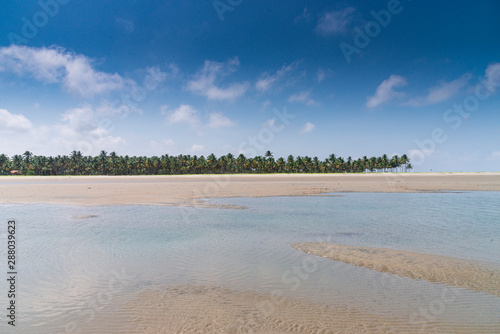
[0,151,412,176]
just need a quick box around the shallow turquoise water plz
[0,192,499,333]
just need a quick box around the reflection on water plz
[0,192,499,333]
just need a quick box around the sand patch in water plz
[292,243,500,297]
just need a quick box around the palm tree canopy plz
[0,151,411,176]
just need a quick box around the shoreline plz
[1,173,500,207]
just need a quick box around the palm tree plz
[286,155,295,173]
[381,154,389,172]
[236,154,246,173]
[400,154,409,172]
[11,155,23,171]
[23,151,33,163]
[276,157,285,173]
[0,154,10,175]
[98,151,108,175]
[207,154,217,173]
[390,155,399,172]
[1,151,411,175]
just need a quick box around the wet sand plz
[292,243,500,297]
[123,285,499,334]
[1,172,499,207]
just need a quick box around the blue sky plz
[0,0,499,171]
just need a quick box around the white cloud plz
[191,144,206,153]
[316,7,356,35]
[0,45,128,97]
[95,99,142,118]
[0,109,33,132]
[288,91,310,102]
[256,61,301,92]
[207,112,235,128]
[483,63,500,93]
[366,75,407,108]
[52,105,125,153]
[317,68,332,83]
[301,122,315,134]
[63,58,125,97]
[166,104,200,126]
[142,65,178,91]
[407,74,472,106]
[187,57,249,101]
[0,105,125,156]
[58,106,94,134]
[288,90,318,106]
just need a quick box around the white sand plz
[1,173,499,207]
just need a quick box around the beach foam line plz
[292,243,500,297]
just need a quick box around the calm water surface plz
[1,192,499,333]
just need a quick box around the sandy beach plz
[2,173,500,333]
[1,172,499,207]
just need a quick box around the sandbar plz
[292,243,500,297]
[1,172,499,207]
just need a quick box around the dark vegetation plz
[0,151,412,175]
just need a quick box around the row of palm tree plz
[0,151,412,176]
